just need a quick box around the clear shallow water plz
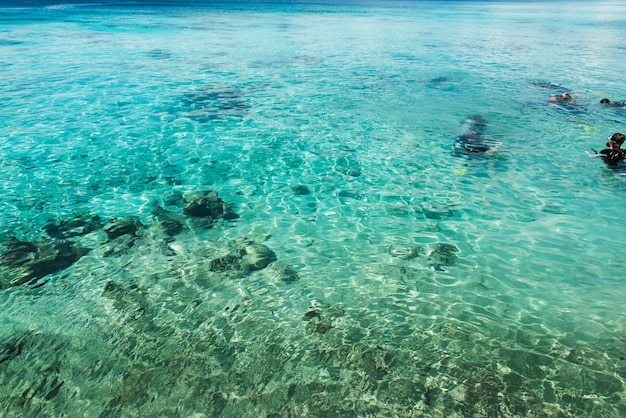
[0,1,625,416]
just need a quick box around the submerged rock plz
[303,305,331,334]
[183,190,237,221]
[272,261,300,283]
[102,281,147,321]
[162,189,184,207]
[183,190,225,219]
[158,218,184,237]
[43,212,102,239]
[103,216,143,241]
[210,254,243,273]
[0,238,90,287]
[151,205,184,237]
[183,190,224,218]
[101,234,136,258]
[242,243,276,271]
[419,204,458,220]
[208,239,276,279]
[303,303,345,334]
[292,185,311,196]
[337,189,363,200]
[428,243,459,271]
[0,329,66,408]
[334,156,362,177]
[179,85,251,122]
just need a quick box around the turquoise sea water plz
[1,1,625,416]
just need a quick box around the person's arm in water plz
[587,149,626,166]
[586,150,603,158]
[484,142,503,155]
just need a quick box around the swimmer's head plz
[560,92,572,101]
[600,98,611,104]
[607,132,626,149]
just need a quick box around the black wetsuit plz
[454,133,491,154]
[599,148,626,167]
[602,100,626,108]
[551,99,587,116]
[530,82,568,93]
[454,116,492,155]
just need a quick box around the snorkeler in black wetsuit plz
[588,132,626,167]
[530,81,568,93]
[453,115,500,156]
[600,98,626,109]
[547,92,587,115]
